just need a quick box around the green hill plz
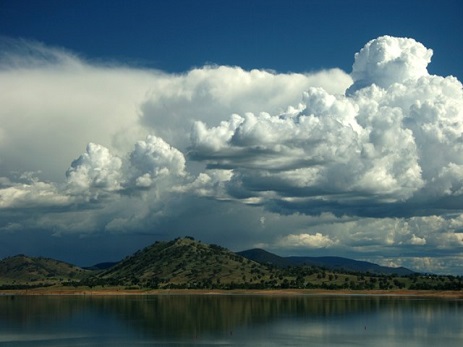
[90,237,272,289]
[0,254,90,286]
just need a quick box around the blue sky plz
[1,0,463,274]
[2,0,462,77]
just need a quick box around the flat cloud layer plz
[1,36,463,274]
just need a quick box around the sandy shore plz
[1,287,462,298]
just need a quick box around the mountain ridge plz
[2,237,462,291]
[237,248,415,276]
[0,241,415,281]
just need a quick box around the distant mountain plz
[287,256,415,276]
[94,237,271,288]
[238,249,415,276]
[0,255,91,284]
[237,249,292,268]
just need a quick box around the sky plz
[1,0,463,274]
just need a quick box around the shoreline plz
[1,287,462,298]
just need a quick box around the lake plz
[0,294,462,346]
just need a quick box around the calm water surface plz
[0,294,462,346]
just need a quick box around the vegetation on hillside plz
[74,237,463,291]
[0,254,91,290]
[1,237,462,291]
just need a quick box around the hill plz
[0,255,90,286]
[237,249,414,276]
[88,237,272,289]
[2,239,462,291]
[237,249,292,267]
[286,256,414,276]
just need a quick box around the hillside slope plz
[286,256,414,276]
[0,255,90,284]
[95,237,271,288]
[237,248,292,267]
[2,240,461,291]
[238,249,415,275]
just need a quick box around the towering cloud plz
[66,143,123,193]
[190,36,463,218]
[129,135,186,188]
[348,36,433,93]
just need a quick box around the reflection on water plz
[1,294,462,346]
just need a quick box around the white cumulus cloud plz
[189,35,463,218]
[348,36,433,93]
[278,233,338,249]
[408,234,427,246]
[66,143,123,193]
[129,135,187,188]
